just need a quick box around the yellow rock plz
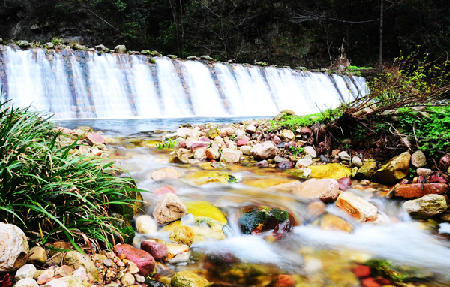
[169,225,194,246]
[185,201,227,224]
[143,140,163,148]
[184,171,232,185]
[320,214,353,233]
[308,163,352,179]
[243,178,297,189]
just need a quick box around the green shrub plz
[0,102,141,250]
[269,110,340,131]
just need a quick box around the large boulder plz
[153,193,187,224]
[336,192,377,222]
[394,183,448,199]
[403,194,448,218]
[250,141,278,160]
[171,270,210,287]
[115,244,155,276]
[372,151,411,184]
[63,251,100,282]
[0,223,29,272]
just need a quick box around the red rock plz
[140,241,169,260]
[200,137,211,142]
[361,278,381,287]
[178,141,187,148]
[115,244,155,276]
[273,136,281,144]
[237,139,248,147]
[439,154,450,171]
[394,183,448,198]
[337,177,352,191]
[255,160,269,168]
[87,133,104,146]
[375,277,391,285]
[354,265,371,277]
[153,186,176,196]
[301,127,312,135]
[191,142,209,150]
[273,274,296,287]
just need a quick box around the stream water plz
[64,121,450,287]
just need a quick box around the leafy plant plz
[269,110,339,132]
[289,146,305,156]
[0,102,141,250]
[156,138,177,149]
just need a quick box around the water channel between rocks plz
[58,119,450,287]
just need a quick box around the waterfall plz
[0,47,369,119]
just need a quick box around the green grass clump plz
[269,110,340,132]
[0,102,141,250]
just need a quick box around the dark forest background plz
[1,0,449,68]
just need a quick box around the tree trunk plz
[379,0,383,66]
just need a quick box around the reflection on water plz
[107,132,450,286]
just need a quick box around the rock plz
[141,241,168,260]
[245,125,257,134]
[237,139,248,147]
[338,151,351,162]
[354,265,371,277]
[357,160,377,178]
[290,178,339,200]
[352,156,362,167]
[411,150,427,168]
[194,147,207,160]
[255,160,269,168]
[403,194,448,218]
[135,274,145,283]
[304,146,316,158]
[115,244,155,276]
[37,269,54,284]
[273,136,281,144]
[27,246,47,265]
[289,168,311,179]
[154,186,176,196]
[153,193,187,224]
[274,110,295,121]
[439,154,450,171]
[121,273,136,286]
[16,264,37,280]
[169,225,194,246]
[239,208,290,235]
[184,171,232,185]
[220,148,242,163]
[95,44,109,52]
[145,278,170,287]
[55,265,73,277]
[240,146,252,156]
[394,183,448,198]
[272,274,296,287]
[372,151,411,185]
[320,214,353,233]
[205,148,220,160]
[337,177,352,191]
[185,201,227,224]
[45,275,83,287]
[135,216,157,234]
[276,161,293,169]
[114,45,127,53]
[16,278,39,287]
[72,267,87,281]
[336,192,378,222]
[206,128,220,139]
[250,141,278,160]
[165,243,190,262]
[296,158,313,168]
[308,201,326,217]
[0,223,29,272]
[417,168,433,177]
[17,40,30,48]
[281,129,295,140]
[171,270,210,287]
[191,142,209,150]
[361,278,380,287]
[274,155,289,163]
[308,163,352,180]
[64,251,100,282]
[151,168,182,180]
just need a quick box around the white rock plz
[0,223,29,272]
[338,151,351,161]
[153,193,187,224]
[304,146,317,158]
[135,215,157,235]
[16,264,37,280]
[16,278,39,287]
[45,275,83,287]
[121,273,135,286]
[72,267,87,281]
[296,158,313,168]
[240,146,252,156]
[352,156,362,167]
[194,147,207,159]
[134,274,145,283]
[336,192,378,222]
[245,125,257,134]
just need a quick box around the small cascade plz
[0,47,370,119]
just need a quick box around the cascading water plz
[0,47,369,119]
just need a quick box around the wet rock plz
[354,265,371,277]
[185,171,233,185]
[320,155,329,163]
[255,160,269,168]
[308,163,352,180]
[185,201,227,224]
[154,186,176,196]
[251,141,278,160]
[63,251,99,282]
[0,223,29,272]
[290,178,339,200]
[114,45,127,53]
[308,201,326,217]
[194,147,207,160]
[115,244,155,276]
[220,148,242,163]
[411,150,427,168]
[357,160,378,178]
[145,278,170,287]
[336,192,377,222]
[165,243,190,262]
[337,177,352,191]
[15,278,39,287]
[169,225,194,246]
[320,214,353,233]
[171,270,210,287]
[239,208,290,236]
[121,273,135,286]
[16,264,37,280]
[372,151,411,184]
[153,193,187,224]
[304,146,316,158]
[276,161,293,169]
[281,129,295,140]
[403,194,448,218]
[439,154,450,171]
[289,168,311,179]
[151,167,182,180]
[141,241,168,260]
[73,267,87,281]
[394,183,448,198]
[95,44,109,52]
[272,274,296,287]
[27,246,47,265]
[135,215,157,234]
[205,148,220,160]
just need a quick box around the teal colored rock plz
[238,208,289,235]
